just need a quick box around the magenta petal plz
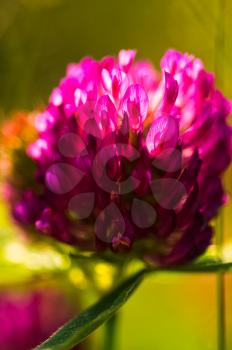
[95,203,125,243]
[27,139,48,160]
[121,84,148,132]
[92,143,140,194]
[152,148,182,172]
[182,103,214,146]
[74,88,87,108]
[132,61,159,92]
[198,175,225,220]
[35,111,54,132]
[101,68,112,92]
[161,213,213,266]
[95,95,117,135]
[146,115,179,156]
[163,71,178,111]
[155,207,176,238]
[111,68,124,100]
[68,192,95,219]
[83,117,102,138]
[99,56,115,73]
[45,163,84,194]
[118,49,136,72]
[58,133,87,157]
[49,87,63,106]
[151,178,187,210]
[160,49,182,75]
[180,148,201,192]
[131,198,157,228]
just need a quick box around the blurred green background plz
[0,0,231,349]
[1,0,232,113]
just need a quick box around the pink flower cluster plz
[10,49,232,265]
[0,289,81,350]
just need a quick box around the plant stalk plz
[103,312,118,350]
[216,269,225,350]
[215,0,226,348]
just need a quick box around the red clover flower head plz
[4,49,232,265]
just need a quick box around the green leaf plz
[192,259,232,272]
[35,269,145,350]
[35,258,232,350]
[156,259,232,273]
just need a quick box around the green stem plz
[217,271,225,350]
[102,261,125,350]
[216,209,225,350]
[103,313,118,350]
[215,0,226,349]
